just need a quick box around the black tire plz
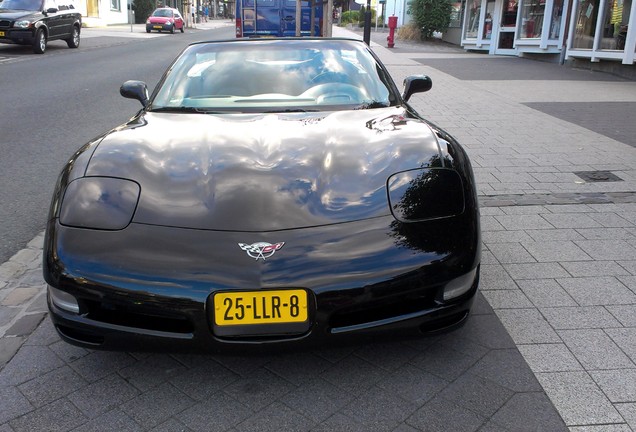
[146,28,151,33]
[170,26,175,34]
[32,27,46,54]
[180,26,184,33]
[66,25,80,48]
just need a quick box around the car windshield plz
[150,39,399,113]
[0,0,43,10]
[152,8,173,17]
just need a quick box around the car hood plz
[0,10,39,20]
[148,16,171,22]
[85,107,444,231]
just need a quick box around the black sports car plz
[43,38,481,352]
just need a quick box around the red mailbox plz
[387,15,398,48]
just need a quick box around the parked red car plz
[146,7,184,34]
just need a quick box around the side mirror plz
[120,80,149,108]
[402,75,433,102]
[46,7,58,13]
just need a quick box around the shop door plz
[494,0,518,54]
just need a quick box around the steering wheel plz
[309,71,354,85]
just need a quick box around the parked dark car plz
[146,7,184,33]
[0,0,81,53]
[44,38,481,353]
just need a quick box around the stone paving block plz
[576,228,636,240]
[222,368,296,411]
[237,402,315,432]
[587,212,634,228]
[469,349,543,392]
[561,261,630,277]
[495,308,561,344]
[406,395,486,432]
[617,275,636,293]
[264,352,333,385]
[481,289,534,309]
[482,230,533,244]
[480,215,507,231]
[68,374,140,419]
[590,369,636,403]
[606,305,636,327]
[616,403,636,430]
[618,260,636,275]
[575,240,636,261]
[281,378,354,423]
[25,292,47,314]
[48,339,90,363]
[8,397,87,432]
[353,341,419,372]
[525,228,585,241]
[494,214,554,230]
[0,345,64,386]
[375,364,448,406]
[408,343,480,382]
[479,264,518,290]
[605,328,636,363]
[5,313,45,337]
[540,306,623,329]
[536,371,623,426]
[71,408,143,432]
[557,276,636,306]
[306,413,367,432]
[176,392,253,432]
[487,243,536,264]
[0,336,24,367]
[451,313,517,350]
[489,392,568,432]
[0,288,40,306]
[522,240,592,262]
[23,317,58,346]
[0,385,33,424]
[516,279,578,307]
[558,329,635,370]
[341,389,419,432]
[118,354,188,392]
[0,306,19,328]
[542,213,603,229]
[504,262,570,279]
[120,382,194,429]
[518,343,582,373]
[69,351,136,383]
[18,365,86,408]
[168,362,239,402]
[569,425,633,432]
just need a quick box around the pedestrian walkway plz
[0,25,635,431]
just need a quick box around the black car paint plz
[43,39,481,352]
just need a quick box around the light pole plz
[363,0,371,45]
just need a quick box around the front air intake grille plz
[0,20,12,28]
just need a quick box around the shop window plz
[600,0,630,50]
[549,0,564,38]
[520,0,545,38]
[502,0,519,26]
[450,1,463,28]
[465,0,483,38]
[573,0,600,48]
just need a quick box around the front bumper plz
[44,214,480,352]
[146,23,173,32]
[0,28,35,45]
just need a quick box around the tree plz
[132,0,156,24]
[407,0,452,39]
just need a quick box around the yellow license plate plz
[0,31,5,37]
[214,289,307,326]
[153,25,162,29]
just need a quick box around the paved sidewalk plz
[0,25,635,431]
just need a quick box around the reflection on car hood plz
[0,10,38,19]
[148,17,171,22]
[86,107,443,231]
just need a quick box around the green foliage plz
[407,0,452,39]
[133,0,155,24]
[356,6,376,27]
[340,10,359,24]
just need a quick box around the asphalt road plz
[0,26,235,263]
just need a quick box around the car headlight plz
[387,168,465,223]
[59,177,140,230]
[146,19,151,24]
[14,20,33,28]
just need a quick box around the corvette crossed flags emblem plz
[238,242,285,260]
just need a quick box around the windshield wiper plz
[150,106,225,114]
[263,108,318,113]
[354,101,390,110]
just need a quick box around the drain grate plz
[574,171,623,182]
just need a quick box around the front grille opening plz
[329,292,437,329]
[419,310,469,334]
[83,300,194,334]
